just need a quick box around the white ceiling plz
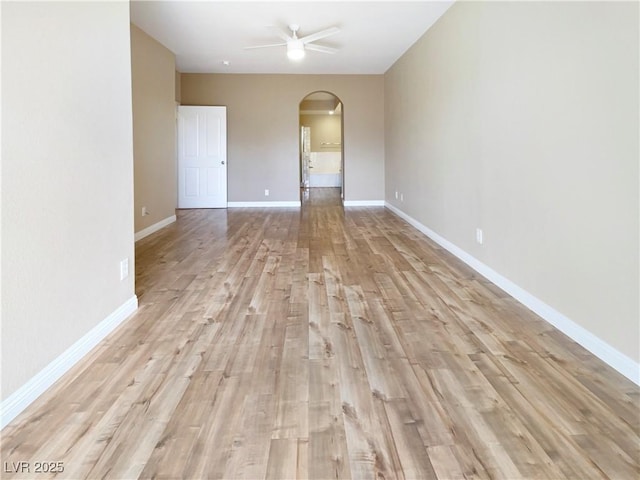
[130,1,454,74]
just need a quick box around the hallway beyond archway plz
[299,91,344,201]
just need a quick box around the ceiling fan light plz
[287,41,305,60]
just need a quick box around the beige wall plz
[300,114,342,153]
[2,2,136,399]
[181,74,384,202]
[385,2,639,363]
[131,25,177,233]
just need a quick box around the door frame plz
[177,105,228,209]
[298,91,344,199]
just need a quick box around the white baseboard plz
[385,202,640,386]
[228,201,301,208]
[343,200,385,207]
[0,296,138,429]
[135,215,177,242]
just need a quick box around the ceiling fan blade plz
[268,25,293,41]
[299,26,340,44]
[244,42,287,50]
[305,44,338,55]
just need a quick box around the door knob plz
[221,161,225,165]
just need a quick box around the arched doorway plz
[299,91,344,200]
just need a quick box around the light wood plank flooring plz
[2,187,639,479]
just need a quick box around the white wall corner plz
[0,296,139,430]
[135,215,177,242]
[384,202,640,386]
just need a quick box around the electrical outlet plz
[400,193,404,202]
[476,228,483,245]
[395,191,398,199]
[264,189,269,196]
[120,258,129,281]
[142,206,149,216]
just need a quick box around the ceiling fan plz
[245,24,340,60]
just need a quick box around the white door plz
[178,106,227,208]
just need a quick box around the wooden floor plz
[1,187,639,479]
